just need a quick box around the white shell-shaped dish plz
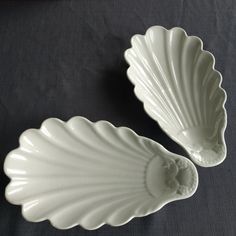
[125,26,227,167]
[4,116,198,230]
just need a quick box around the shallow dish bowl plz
[4,116,198,230]
[125,26,227,167]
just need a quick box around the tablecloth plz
[0,1,235,235]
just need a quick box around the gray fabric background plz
[0,0,235,235]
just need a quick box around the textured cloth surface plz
[0,1,235,235]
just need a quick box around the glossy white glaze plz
[125,26,227,167]
[4,116,198,230]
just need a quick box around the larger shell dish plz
[125,26,227,167]
[4,116,198,230]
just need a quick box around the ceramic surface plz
[4,116,198,230]
[125,26,227,167]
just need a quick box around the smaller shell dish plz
[125,26,227,167]
[4,116,198,230]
